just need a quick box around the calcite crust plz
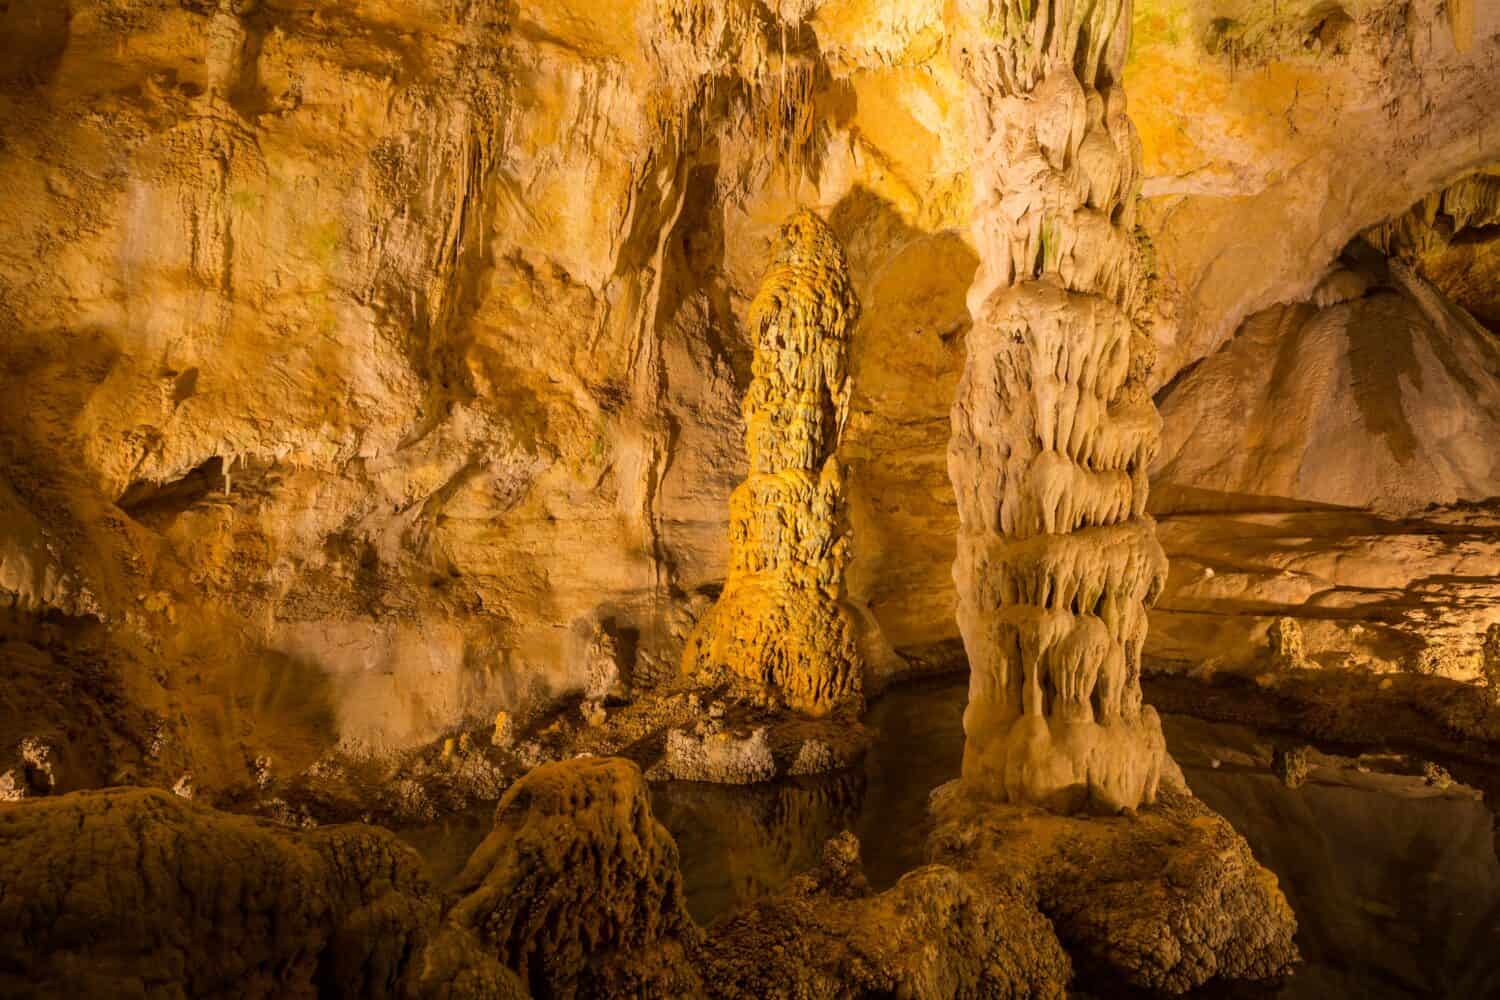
[949,0,1169,812]
[682,211,864,715]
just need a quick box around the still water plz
[403,676,1500,997]
[654,677,1500,998]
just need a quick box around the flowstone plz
[947,0,1168,812]
[682,211,864,716]
[928,780,1300,994]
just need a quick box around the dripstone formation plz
[682,211,863,716]
[948,0,1169,812]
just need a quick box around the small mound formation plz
[929,780,1300,994]
[445,757,700,997]
[682,211,865,716]
[700,833,1072,999]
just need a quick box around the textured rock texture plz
[1155,256,1500,516]
[1131,1,1500,389]
[699,833,1073,1000]
[450,755,1072,998]
[450,755,1287,996]
[1,0,1498,798]
[946,0,1168,812]
[682,211,865,715]
[446,756,699,997]
[0,751,1309,998]
[1150,244,1500,682]
[0,787,523,999]
[1367,169,1500,332]
[929,780,1300,994]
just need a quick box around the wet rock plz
[0,787,517,999]
[651,715,869,785]
[446,757,699,998]
[929,783,1299,994]
[459,755,1069,998]
[700,833,1071,1000]
[657,726,778,784]
[1273,745,1312,788]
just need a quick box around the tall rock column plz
[948,0,1168,812]
[682,211,863,716]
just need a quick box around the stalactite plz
[948,0,1168,812]
[1364,170,1500,256]
[681,211,863,716]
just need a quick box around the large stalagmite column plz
[682,211,864,716]
[948,0,1168,812]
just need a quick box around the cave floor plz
[399,674,1500,998]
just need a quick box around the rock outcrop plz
[1155,258,1500,516]
[946,0,1168,812]
[1150,254,1500,682]
[453,755,1072,998]
[929,780,1300,994]
[0,753,1305,998]
[700,833,1072,1000]
[446,757,700,998]
[0,788,523,999]
[1132,1,1500,390]
[682,211,865,716]
[1365,169,1500,331]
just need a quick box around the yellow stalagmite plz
[682,211,864,715]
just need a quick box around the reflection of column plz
[682,212,863,715]
[948,0,1167,812]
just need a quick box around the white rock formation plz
[947,0,1167,812]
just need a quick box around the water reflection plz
[651,675,969,924]
[399,675,1500,998]
[657,678,1500,998]
[652,773,865,925]
[1165,715,1500,999]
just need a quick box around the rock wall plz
[1150,248,1500,681]
[1154,259,1500,516]
[1,0,1498,794]
[1367,170,1500,330]
[1129,0,1500,388]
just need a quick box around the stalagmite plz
[682,211,864,716]
[948,0,1169,812]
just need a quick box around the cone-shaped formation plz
[948,0,1168,812]
[682,212,863,715]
